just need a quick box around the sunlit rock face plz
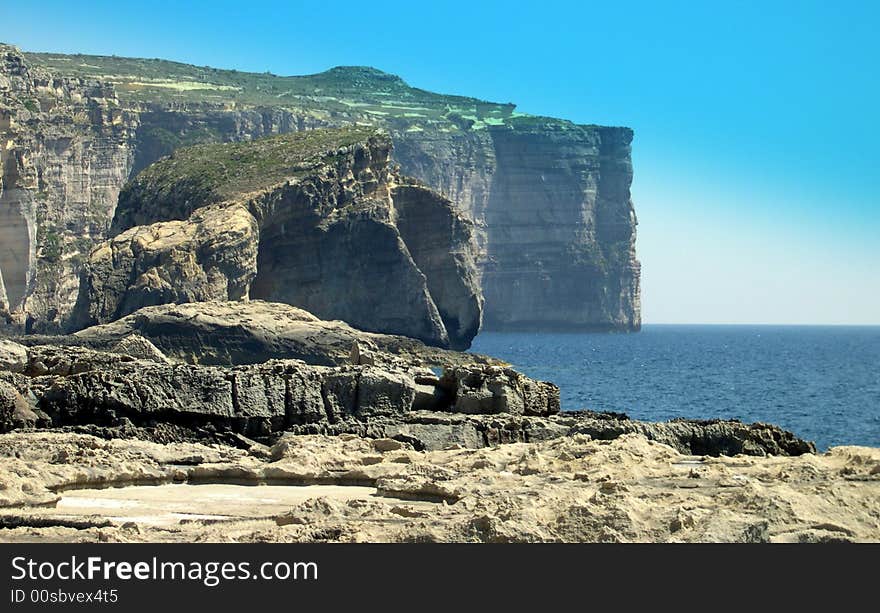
[5,47,640,334]
[0,44,137,331]
[72,129,484,350]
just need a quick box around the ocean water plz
[470,325,880,450]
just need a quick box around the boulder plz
[73,301,490,368]
[111,334,171,364]
[440,365,559,416]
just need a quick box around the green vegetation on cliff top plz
[22,50,600,132]
[132,126,382,200]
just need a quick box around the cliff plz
[72,128,483,349]
[0,44,138,331]
[0,45,640,334]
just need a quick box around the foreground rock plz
[71,128,483,349]
[0,300,814,456]
[0,332,559,440]
[0,431,874,543]
[67,301,490,367]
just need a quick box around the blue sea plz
[470,325,880,451]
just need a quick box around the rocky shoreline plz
[2,300,877,543]
[1,301,812,456]
[0,430,876,543]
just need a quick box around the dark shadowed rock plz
[562,411,816,457]
[0,381,35,432]
[439,364,559,416]
[392,181,483,349]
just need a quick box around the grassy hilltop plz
[25,52,539,131]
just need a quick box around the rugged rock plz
[4,45,640,334]
[563,411,816,457]
[0,335,815,459]
[71,203,258,328]
[0,44,138,331]
[0,315,814,457]
[0,432,871,543]
[280,410,815,456]
[73,128,482,349]
[19,356,562,440]
[110,334,170,364]
[392,181,483,345]
[0,380,35,432]
[0,339,27,372]
[70,301,492,367]
[439,365,559,417]
[395,119,641,331]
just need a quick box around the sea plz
[470,325,880,451]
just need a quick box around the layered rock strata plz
[0,431,873,543]
[66,301,490,367]
[0,302,813,457]
[0,333,558,441]
[0,44,137,330]
[71,129,483,349]
[3,44,640,334]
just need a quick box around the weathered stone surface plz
[281,410,815,456]
[23,344,137,377]
[0,339,27,372]
[0,432,872,543]
[6,45,640,335]
[561,411,816,457]
[71,301,491,368]
[392,182,483,349]
[0,380,35,432]
[439,365,559,417]
[0,44,138,331]
[71,203,258,328]
[110,334,170,364]
[72,129,482,348]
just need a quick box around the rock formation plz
[1,44,640,334]
[70,128,482,349]
[0,431,874,543]
[0,44,138,331]
[0,301,812,458]
[67,301,490,367]
[394,120,641,331]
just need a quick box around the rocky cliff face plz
[0,44,137,331]
[2,45,640,335]
[73,129,483,349]
[394,120,640,330]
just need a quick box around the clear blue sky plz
[4,0,878,324]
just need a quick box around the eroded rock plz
[0,339,27,373]
[72,129,483,349]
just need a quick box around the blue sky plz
[3,0,878,324]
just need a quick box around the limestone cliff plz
[394,120,640,330]
[73,129,483,349]
[5,47,640,334]
[0,44,137,331]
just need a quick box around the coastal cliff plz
[396,120,640,330]
[1,45,640,334]
[72,128,483,349]
[0,44,137,331]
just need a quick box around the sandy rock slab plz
[0,431,877,543]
